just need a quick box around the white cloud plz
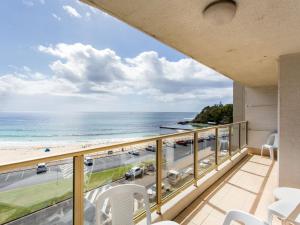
[88,6,98,14]
[52,13,61,21]
[76,1,102,15]
[38,43,232,101]
[0,43,232,111]
[62,5,81,18]
[0,73,77,96]
[85,12,91,19]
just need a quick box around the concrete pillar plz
[245,86,278,149]
[279,53,300,187]
[234,82,277,150]
[233,81,245,122]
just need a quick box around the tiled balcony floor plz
[174,154,281,225]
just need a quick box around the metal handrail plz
[0,121,248,225]
[0,121,247,172]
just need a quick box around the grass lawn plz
[0,163,134,224]
[85,164,132,191]
[0,178,72,224]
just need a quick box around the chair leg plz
[269,148,274,160]
[268,211,273,225]
[261,146,264,157]
[282,219,288,225]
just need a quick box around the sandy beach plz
[0,128,221,168]
[0,137,142,166]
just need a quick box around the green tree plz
[192,103,233,124]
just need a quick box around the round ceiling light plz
[203,0,237,26]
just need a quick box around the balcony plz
[174,154,278,225]
[0,121,249,225]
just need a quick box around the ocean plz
[0,112,197,146]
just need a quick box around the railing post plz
[215,128,218,166]
[156,138,163,214]
[228,125,232,157]
[73,155,84,225]
[193,131,199,186]
[238,123,241,151]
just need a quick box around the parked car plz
[204,136,211,141]
[147,183,171,201]
[147,163,155,172]
[36,163,47,174]
[199,159,212,168]
[209,134,216,140]
[145,145,156,152]
[132,151,140,156]
[221,133,228,138]
[186,139,193,144]
[167,170,180,185]
[176,139,194,146]
[204,135,215,141]
[84,156,93,166]
[125,166,144,179]
[167,168,193,186]
[198,137,205,143]
[176,140,188,146]
[107,150,113,155]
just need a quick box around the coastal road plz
[0,149,155,191]
[0,138,215,190]
[1,138,223,225]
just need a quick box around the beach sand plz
[0,129,221,169]
[0,137,141,166]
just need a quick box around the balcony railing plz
[0,121,247,225]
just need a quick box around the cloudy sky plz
[0,0,232,112]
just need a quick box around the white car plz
[167,170,181,185]
[125,166,143,179]
[84,157,93,166]
[145,145,156,152]
[167,168,193,185]
[147,183,170,200]
[199,159,212,168]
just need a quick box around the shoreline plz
[0,137,141,150]
[0,137,143,166]
[0,128,220,166]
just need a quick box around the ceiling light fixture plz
[203,0,237,26]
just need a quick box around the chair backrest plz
[95,184,151,225]
[222,210,268,225]
[273,133,279,148]
[266,133,278,148]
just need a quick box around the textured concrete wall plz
[233,83,277,149]
[245,86,278,149]
[279,53,300,187]
[233,82,245,122]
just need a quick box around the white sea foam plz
[0,137,142,151]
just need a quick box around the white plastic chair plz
[261,133,278,160]
[95,184,179,225]
[268,199,300,225]
[222,210,268,225]
[273,187,300,201]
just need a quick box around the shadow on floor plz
[174,154,275,225]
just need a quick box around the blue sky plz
[0,0,184,75]
[0,0,232,112]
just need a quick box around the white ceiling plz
[81,0,300,86]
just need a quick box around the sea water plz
[0,112,196,146]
